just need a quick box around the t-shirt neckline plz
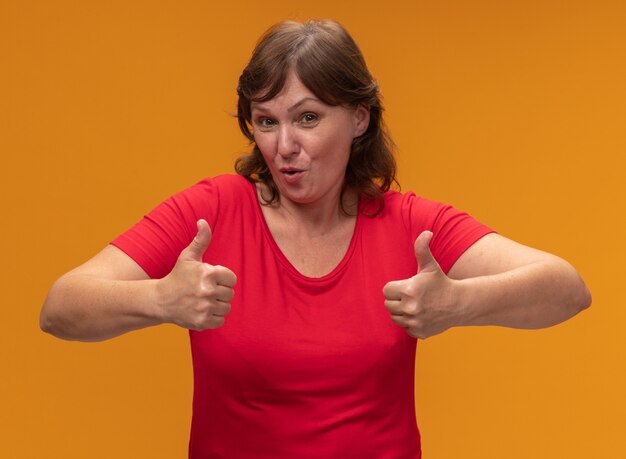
[246,180,363,283]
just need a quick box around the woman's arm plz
[40,220,236,342]
[40,245,162,342]
[447,232,591,329]
[383,232,591,339]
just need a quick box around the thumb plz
[414,231,438,273]
[181,219,212,261]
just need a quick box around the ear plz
[353,104,370,137]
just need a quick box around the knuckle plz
[191,300,210,317]
[197,282,216,298]
[188,319,206,331]
[191,315,209,331]
[202,263,216,277]
[404,283,418,298]
[401,302,418,316]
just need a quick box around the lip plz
[279,167,305,184]
[279,166,304,173]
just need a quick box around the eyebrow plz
[251,97,321,113]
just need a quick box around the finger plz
[384,298,404,315]
[204,315,225,330]
[180,219,212,262]
[214,285,235,303]
[213,266,237,287]
[414,230,439,273]
[389,313,408,327]
[209,301,231,317]
[382,280,405,300]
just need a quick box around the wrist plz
[450,277,481,328]
[150,278,170,325]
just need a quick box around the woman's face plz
[250,71,369,210]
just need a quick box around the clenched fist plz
[383,231,462,339]
[155,219,237,331]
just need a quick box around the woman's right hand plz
[155,219,237,331]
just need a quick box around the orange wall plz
[2,1,625,457]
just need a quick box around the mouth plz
[279,167,304,175]
[278,167,305,183]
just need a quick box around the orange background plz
[2,0,625,457]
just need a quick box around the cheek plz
[253,134,273,157]
[304,130,346,156]
[319,133,352,165]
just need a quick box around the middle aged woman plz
[40,19,591,458]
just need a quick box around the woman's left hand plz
[383,231,463,339]
[384,230,592,339]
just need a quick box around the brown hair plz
[235,19,397,215]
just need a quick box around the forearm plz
[40,274,164,342]
[454,259,592,329]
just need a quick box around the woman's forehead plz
[251,72,321,110]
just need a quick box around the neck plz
[257,183,358,237]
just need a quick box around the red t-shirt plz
[111,174,493,458]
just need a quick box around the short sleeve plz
[400,193,495,274]
[110,178,220,279]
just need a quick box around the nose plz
[277,124,299,158]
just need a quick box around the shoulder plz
[206,174,255,199]
[382,189,476,228]
[207,173,253,188]
[178,174,255,207]
[372,189,495,273]
[361,189,446,221]
[198,175,259,230]
[190,174,253,194]
[386,190,448,213]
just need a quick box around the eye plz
[255,117,276,128]
[300,112,318,124]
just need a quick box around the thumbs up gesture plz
[155,219,237,331]
[382,231,461,339]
